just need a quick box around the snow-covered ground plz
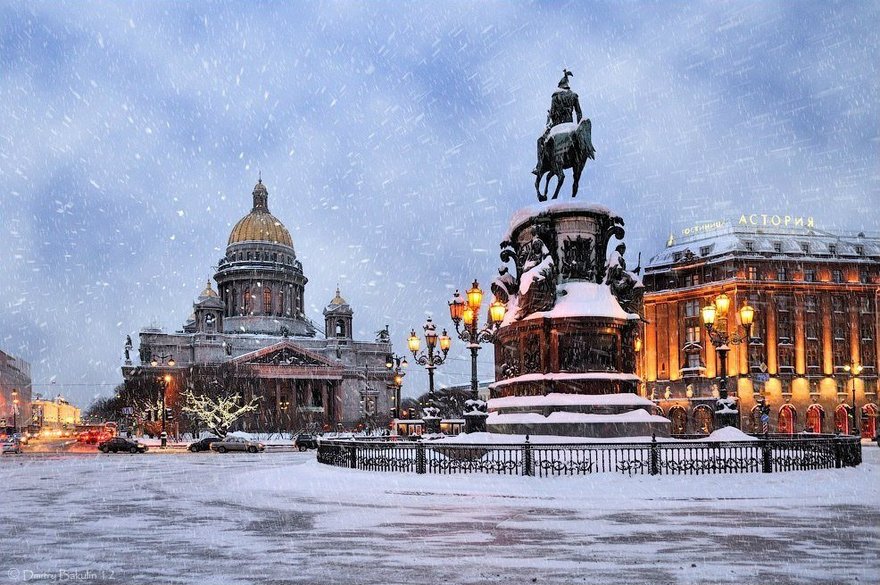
[2,447,878,585]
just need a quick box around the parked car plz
[209,436,265,453]
[98,437,148,454]
[294,433,319,451]
[1,438,22,455]
[188,437,220,452]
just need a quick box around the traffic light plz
[164,408,173,421]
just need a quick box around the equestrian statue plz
[532,69,596,202]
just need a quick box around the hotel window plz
[685,325,701,344]
[773,242,782,253]
[832,296,844,314]
[806,341,821,373]
[804,295,817,314]
[748,266,757,280]
[832,270,843,283]
[776,296,793,344]
[804,269,815,282]
[805,322,819,341]
[776,267,787,281]
[800,242,809,253]
[684,300,700,318]
[860,271,869,284]
[686,352,702,370]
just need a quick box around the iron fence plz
[316,433,862,477]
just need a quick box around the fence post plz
[761,439,772,473]
[416,442,426,474]
[523,434,533,477]
[349,445,357,469]
[650,433,659,476]
[833,433,842,469]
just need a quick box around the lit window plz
[748,266,757,280]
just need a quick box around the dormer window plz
[672,252,682,262]
[828,243,837,255]
[699,245,712,256]
[744,241,754,252]
[855,245,864,256]
[773,242,782,253]
[800,242,809,253]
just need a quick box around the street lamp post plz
[11,388,19,435]
[385,353,408,419]
[448,281,506,401]
[700,294,755,430]
[408,318,450,434]
[448,281,506,433]
[843,362,863,437]
[150,352,175,448]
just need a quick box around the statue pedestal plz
[463,411,489,434]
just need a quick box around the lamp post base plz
[714,410,740,431]
[464,411,489,434]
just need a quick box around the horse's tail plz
[579,118,596,160]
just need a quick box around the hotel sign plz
[739,214,815,228]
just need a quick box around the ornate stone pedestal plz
[464,411,489,434]
[487,202,670,439]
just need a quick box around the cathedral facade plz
[122,179,395,432]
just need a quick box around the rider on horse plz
[532,69,583,176]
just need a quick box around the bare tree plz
[181,388,261,438]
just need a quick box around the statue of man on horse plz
[532,69,596,202]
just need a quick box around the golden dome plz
[227,179,294,248]
[199,280,218,298]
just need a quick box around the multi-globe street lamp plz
[150,352,175,448]
[700,293,755,429]
[448,281,506,401]
[843,362,863,437]
[407,317,451,420]
[385,353,408,419]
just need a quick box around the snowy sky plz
[1,1,878,409]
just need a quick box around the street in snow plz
[2,448,878,585]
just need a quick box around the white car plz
[1,438,23,455]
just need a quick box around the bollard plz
[416,442,426,474]
[523,435,534,477]
[650,433,659,476]
[761,439,772,473]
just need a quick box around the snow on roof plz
[505,201,618,241]
[648,225,880,270]
[489,371,641,390]
[488,392,654,410]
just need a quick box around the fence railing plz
[316,434,862,477]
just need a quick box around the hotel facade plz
[639,215,879,438]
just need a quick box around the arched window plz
[205,313,216,333]
[778,404,796,435]
[692,405,714,435]
[335,319,346,338]
[669,406,688,435]
[834,404,850,435]
[806,404,824,433]
[243,287,252,314]
[861,404,877,439]
[263,287,272,315]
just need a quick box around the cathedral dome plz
[228,179,293,248]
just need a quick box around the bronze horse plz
[534,118,595,202]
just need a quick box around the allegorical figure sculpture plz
[517,228,556,317]
[533,69,596,202]
[605,243,645,317]
[124,335,133,363]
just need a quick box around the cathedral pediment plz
[233,340,337,369]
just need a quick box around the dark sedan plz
[294,433,319,451]
[188,437,220,452]
[98,437,148,454]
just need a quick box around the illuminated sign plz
[739,214,814,228]
[681,220,725,237]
